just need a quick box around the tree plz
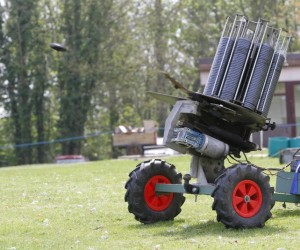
[2,0,36,165]
[0,0,55,165]
[30,2,51,163]
[57,0,132,155]
[0,0,298,166]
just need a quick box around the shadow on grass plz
[128,218,285,239]
[272,206,300,218]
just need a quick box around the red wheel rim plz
[232,180,263,218]
[144,175,173,211]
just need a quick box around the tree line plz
[0,0,299,166]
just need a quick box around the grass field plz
[0,154,300,249]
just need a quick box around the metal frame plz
[217,17,249,96]
[155,183,216,195]
[256,29,282,112]
[241,19,269,104]
[257,35,291,112]
[155,179,300,204]
[232,20,262,101]
[214,15,248,96]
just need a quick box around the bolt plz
[183,174,191,182]
[244,195,251,203]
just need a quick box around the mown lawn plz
[0,154,300,249]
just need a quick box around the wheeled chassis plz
[125,15,294,228]
[125,92,300,228]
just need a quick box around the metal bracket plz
[155,183,216,196]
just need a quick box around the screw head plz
[244,195,251,203]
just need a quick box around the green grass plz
[0,154,300,249]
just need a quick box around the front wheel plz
[212,164,274,228]
[125,159,185,224]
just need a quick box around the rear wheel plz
[212,164,274,228]
[125,159,185,224]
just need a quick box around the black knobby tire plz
[125,159,185,224]
[212,163,275,229]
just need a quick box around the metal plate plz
[148,90,266,130]
[155,183,216,195]
[276,171,300,195]
[189,92,266,128]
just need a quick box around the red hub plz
[144,175,173,211]
[232,180,263,218]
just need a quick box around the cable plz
[226,151,293,180]
[227,153,250,165]
[0,130,112,150]
[0,126,167,150]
